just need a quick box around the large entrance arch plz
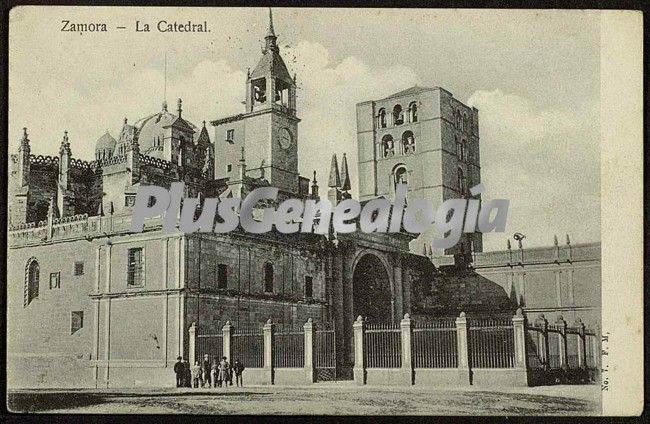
[352,254,392,323]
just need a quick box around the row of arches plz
[377,102,418,129]
[381,131,416,158]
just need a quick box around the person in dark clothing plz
[201,354,211,388]
[233,359,245,387]
[173,356,184,387]
[182,358,191,387]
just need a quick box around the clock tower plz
[211,9,300,195]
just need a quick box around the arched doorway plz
[352,254,392,323]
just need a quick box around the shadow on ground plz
[7,390,269,413]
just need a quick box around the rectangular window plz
[226,129,235,142]
[227,164,232,172]
[71,311,84,334]
[127,248,145,287]
[49,272,60,289]
[305,276,313,299]
[217,264,228,289]
[74,261,84,276]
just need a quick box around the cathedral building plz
[7,10,599,389]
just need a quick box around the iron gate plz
[314,322,336,381]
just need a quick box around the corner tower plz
[212,9,301,195]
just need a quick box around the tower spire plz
[264,8,278,52]
[268,7,275,37]
[340,153,351,191]
[328,154,341,188]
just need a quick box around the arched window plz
[462,140,468,162]
[377,108,387,129]
[264,262,274,293]
[402,131,416,154]
[457,167,467,195]
[456,136,462,160]
[408,102,418,123]
[394,164,408,188]
[393,104,404,126]
[455,110,461,129]
[25,258,39,307]
[382,135,395,158]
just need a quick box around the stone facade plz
[356,86,482,256]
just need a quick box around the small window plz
[49,272,61,289]
[25,259,40,307]
[264,262,274,293]
[74,261,84,276]
[227,164,232,172]
[71,311,84,334]
[226,129,235,142]
[382,135,395,158]
[217,264,228,290]
[305,276,313,299]
[127,248,145,287]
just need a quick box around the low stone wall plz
[471,368,529,387]
[365,368,410,386]
[274,368,309,385]
[240,368,272,385]
[412,368,467,386]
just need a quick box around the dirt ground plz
[7,383,601,415]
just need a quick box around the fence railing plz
[412,319,458,368]
[468,317,515,368]
[232,328,264,368]
[524,314,600,373]
[189,318,337,384]
[364,323,402,368]
[273,327,305,368]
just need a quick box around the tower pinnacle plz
[264,8,278,52]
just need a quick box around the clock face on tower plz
[278,127,293,150]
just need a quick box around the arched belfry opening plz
[352,254,392,323]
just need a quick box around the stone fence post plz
[512,308,527,370]
[400,313,414,385]
[353,315,366,385]
[188,322,197,366]
[222,321,233,362]
[456,312,471,385]
[576,319,586,368]
[556,316,568,369]
[263,319,275,384]
[304,318,316,383]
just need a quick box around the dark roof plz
[249,50,293,82]
[379,85,436,101]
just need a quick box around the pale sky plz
[8,7,601,251]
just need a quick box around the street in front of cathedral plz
[6,6,644,417]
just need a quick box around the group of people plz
[174,355,245,388]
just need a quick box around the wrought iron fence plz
[196,333,223,364]
[231,328,264,368]
[314,322,337,381]
[412,319,458,368]
[525,324,545,369]
[468,317,515,368]
[585,331,598,369]
[547,325,562,369]
[364,323,402,368]
[566,326,580,368]
[274,327,305,368]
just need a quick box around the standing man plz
[191,361,202,388]
[173,356,184,388]
[201,354,211,388]
[182,357,191,387]
[233,359,245,387]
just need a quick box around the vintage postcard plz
[5,6,643,416]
